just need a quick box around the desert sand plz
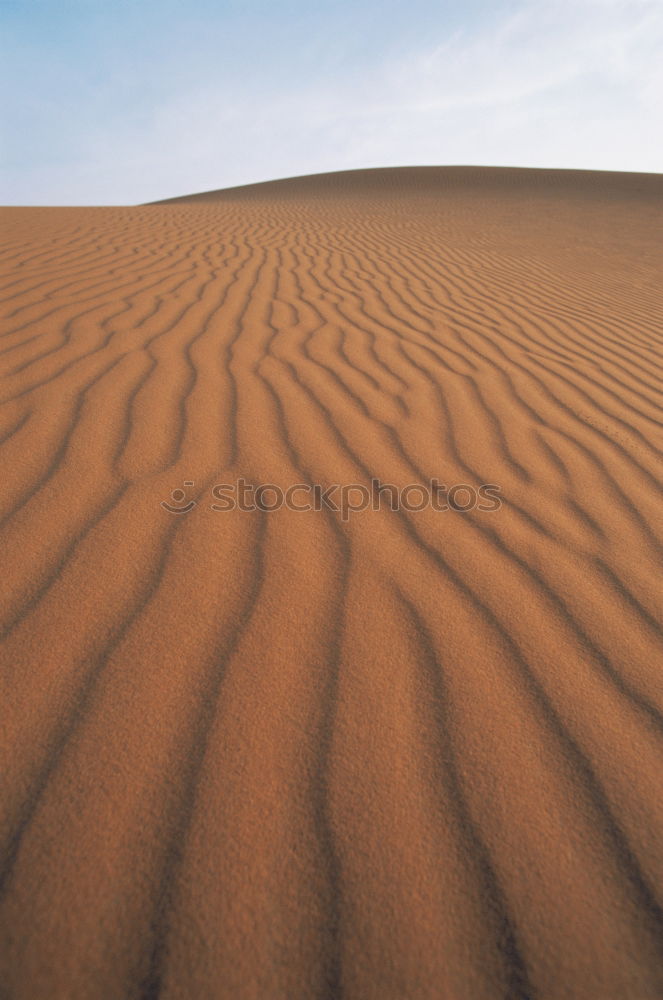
[0,165,662,999]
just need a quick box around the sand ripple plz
[1,167,662,999]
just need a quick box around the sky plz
[1,0,661,205]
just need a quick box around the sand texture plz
[1,166,662,999]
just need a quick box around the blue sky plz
[1,0,661,204]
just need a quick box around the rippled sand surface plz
[1,166,662,999]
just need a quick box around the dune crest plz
[1,166,662,999]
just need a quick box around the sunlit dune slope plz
[1,166,662,1000]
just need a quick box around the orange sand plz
[0,166,662,999]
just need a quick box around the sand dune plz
[1,166,662,999]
